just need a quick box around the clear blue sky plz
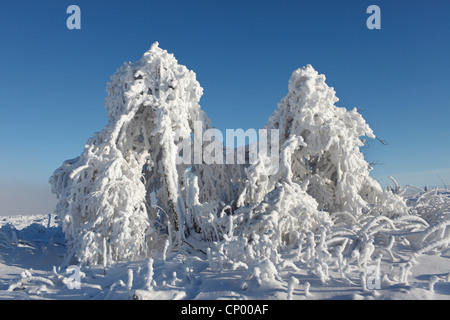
[0,0,449,214]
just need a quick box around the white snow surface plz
[0,188,449,300]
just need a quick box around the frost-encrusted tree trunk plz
[50,43,208,266]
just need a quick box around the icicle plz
[336,239,348,280]
[162,239,170,261]
[304,282,311,297]
[103,238,108,269]
[206,248,216,271]
[316,263,330,284]
[127,269,133,291]
[287,276,299,300]
[360,271,368,291]
[145,258,154,289]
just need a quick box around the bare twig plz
[437,175,448,190]
[375,136,388,146]
[183,240,207,255]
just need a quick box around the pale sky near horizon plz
[0,0,449,215]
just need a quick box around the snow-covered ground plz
[1,188,449,300]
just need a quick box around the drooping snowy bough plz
[50,43,411,268]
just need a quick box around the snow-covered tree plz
[216,65,410,278]
[263,65,408,219]
[50,43,209,265]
